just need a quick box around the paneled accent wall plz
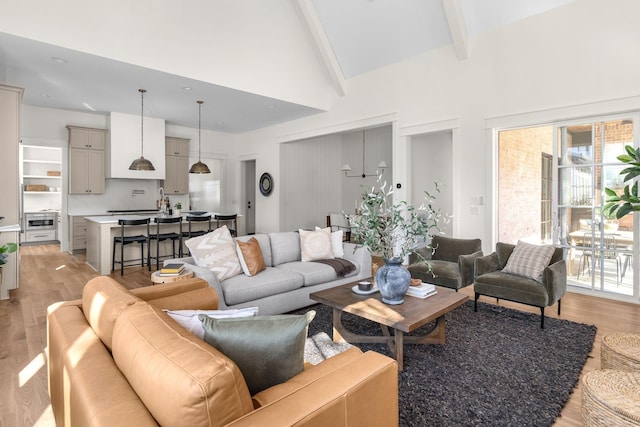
[281,133,342,231]
[281,125,393,232]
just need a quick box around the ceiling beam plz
[292,0,346,96]
[442,0,469,60]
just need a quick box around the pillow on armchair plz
[502,240,555,282]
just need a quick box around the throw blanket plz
[312,258,356,277]
[304,332,354,365]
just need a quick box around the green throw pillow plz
[199,310,315,395]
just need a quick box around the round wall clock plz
[259,172,273,196]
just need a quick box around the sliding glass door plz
[554,116,637,297]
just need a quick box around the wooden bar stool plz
[112,218,151,275]
[149,216,183,270]
[215,214,238,237]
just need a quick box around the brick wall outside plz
[498,121,634,246]
[498,126,553,244]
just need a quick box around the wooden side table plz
[150,270,195,285]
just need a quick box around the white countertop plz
[0,224,21,232]
[84,212,235,224]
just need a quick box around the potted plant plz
[0,233,18,286]
[348,176,449,304]
[174,202,182,216]
[604,145,640,219]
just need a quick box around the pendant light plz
[341,129,387,178]
[189,100,211,174]
[128,89,155,171]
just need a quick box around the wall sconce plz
[341,129,388,178]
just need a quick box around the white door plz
[242,160,256,234]
[554,115,638,298]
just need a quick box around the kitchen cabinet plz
[70,216,89,252]
[166,137,189,156]
[68,126,107,194]
[164,137,190,194]
[0,84,23,225]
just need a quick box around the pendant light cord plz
[139,89,146,157]
[198,100,203,162]
[361,129,366,178]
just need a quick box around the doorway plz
[242,160,256,235]
[410,130,453,236]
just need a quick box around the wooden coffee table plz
[310,280,468,371]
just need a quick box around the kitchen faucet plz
[159,187,165,213]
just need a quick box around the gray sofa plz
[166,231,371,315]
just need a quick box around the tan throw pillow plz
[502,240,555,283]
[185,226,242,281]
[299,228,334,262]
[236,237,266,276]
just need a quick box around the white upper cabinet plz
[108,112,165,179]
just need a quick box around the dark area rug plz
[292,301,597,427]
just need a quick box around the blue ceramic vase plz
[375,258,411,305]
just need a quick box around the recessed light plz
[51,57,67,64]
[82,102,96,112]
[182,86,192,91]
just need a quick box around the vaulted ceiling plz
[0,0,576,133]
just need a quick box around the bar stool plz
[215,214,238,237]
[112,218,151,275]
[181,215,212,254]
[149,216,183,270]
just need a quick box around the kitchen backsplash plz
[67,178,188,214]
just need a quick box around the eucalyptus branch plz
[347,174,451,265]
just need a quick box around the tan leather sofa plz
[47,276,398,427]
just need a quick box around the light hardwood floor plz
[1,244,639,426]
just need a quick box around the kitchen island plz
[85,213,239,275]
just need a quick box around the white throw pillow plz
[502,240,556,283]
[164,307,259,340]
[299,228,334,262]
[185,226,242,281]
[315,226,344,258]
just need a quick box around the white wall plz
[228,0,640,254]
[0,0,335,110]
[410,131,453,236]
[10,0,640,255]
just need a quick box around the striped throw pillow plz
[502,241,555,283]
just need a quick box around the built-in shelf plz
[21,145,63,214]
[24,191,61,194]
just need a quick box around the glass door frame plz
[552,113,640,301]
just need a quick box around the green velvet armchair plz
[473,242,566,328]
[408,235,483,291]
